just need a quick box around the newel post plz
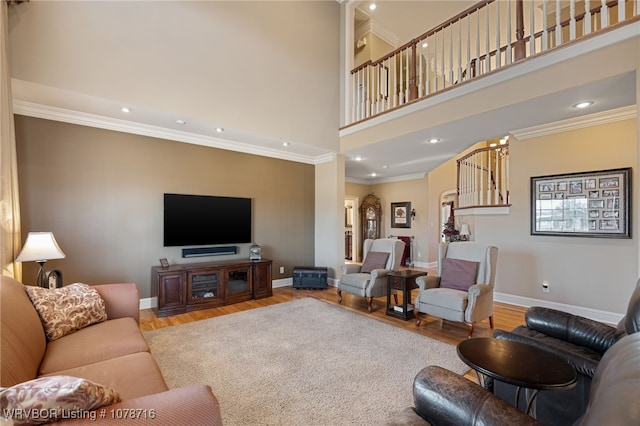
[409,42,418,101]
[514,0,526,61]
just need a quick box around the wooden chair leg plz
[366,297,373,312]
[415,311,422,326]
[337,289,342,304]
[489,315,494,329]
[466,322,475,338]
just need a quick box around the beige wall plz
[315,156,345,278]
[458,119,638,314]
[15,116,315,298]
[9,1,340,152]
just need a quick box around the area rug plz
[144,298,468,425]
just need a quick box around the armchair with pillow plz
[414,242,498,337]
[338,238,405,312]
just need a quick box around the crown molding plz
[355,17,400,49]
[346,172,425,185]
[12,100,328,165]
[512,105,637,140]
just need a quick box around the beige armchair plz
[338,238,405,312]
[415,242,498,337]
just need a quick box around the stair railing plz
[457,143,510,208]
[349,0,639,124]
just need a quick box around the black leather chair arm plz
[493,328,601,377]
[525,307,618,355]
[412,366,541,426]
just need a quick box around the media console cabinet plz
[152,259,272,317]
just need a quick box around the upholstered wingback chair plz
[414,242,498,337]
[338,238,405,312]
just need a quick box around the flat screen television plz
[163,193,252,247]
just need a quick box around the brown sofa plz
[0,275,223,425]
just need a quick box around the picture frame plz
[391,201,411,228]
[160,258,170,268]
[531,168,631,238]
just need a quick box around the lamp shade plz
[460,224,470,236]
[16,232,66,262]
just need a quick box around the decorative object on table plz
[441,215,459,242]
[46,269,63,289]
[531,167,631,238]
[459,224,471,241]
[159,258,170,268]
[249,243,262,261]
[15,232,66,288]
[391,201,411,228]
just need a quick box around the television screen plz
[163,193,252,247]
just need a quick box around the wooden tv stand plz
[152,259,272,317]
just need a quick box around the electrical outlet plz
[279,266,285,274]
[542,280,550,293]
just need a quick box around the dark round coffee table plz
[457,337,577,417]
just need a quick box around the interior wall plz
[369,177,429,265]
[15,116,315,298]
[8,1,340,151]
[315,155,345,279]
[472,119,638,314]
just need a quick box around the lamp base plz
[36,261,47,288]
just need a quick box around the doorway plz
[440,189,457,243]
[344,196,359,261]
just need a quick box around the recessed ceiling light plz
[428,138,440,144]
[282,142,290,147]
[382,165,389,169]
[121,107,131,113]
[573,101,594,109]
[176,119,186,125]
[370,172,377,177]
[215,127,224,133]
[369,3,376,11]
[354,156,363,161]
[422,42,428,48]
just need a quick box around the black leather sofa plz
[383,332,640,426]
[492,279,640,425]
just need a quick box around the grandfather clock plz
[360,193,381,244]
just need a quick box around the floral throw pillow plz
[25,283,107,341]
[0,375,121,425]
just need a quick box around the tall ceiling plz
[8,1,638,183]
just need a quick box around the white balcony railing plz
[457,142,510,209]
[350,0,639,124]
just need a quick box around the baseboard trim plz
[493,292,623,325]
[140,297,156,310]
[140,285,623,325]
[273,278,292,288]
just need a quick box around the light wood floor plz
[140,285,526,347]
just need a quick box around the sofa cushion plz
[0,276,47,387]
[361,251,390,273]
[440,258,479,291]
[46,352,169,400]
[0,375,121,425]
[39,317,150,375]
[25,283,107,341]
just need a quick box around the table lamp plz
[16,232,66,288]
[460,224,470,241]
